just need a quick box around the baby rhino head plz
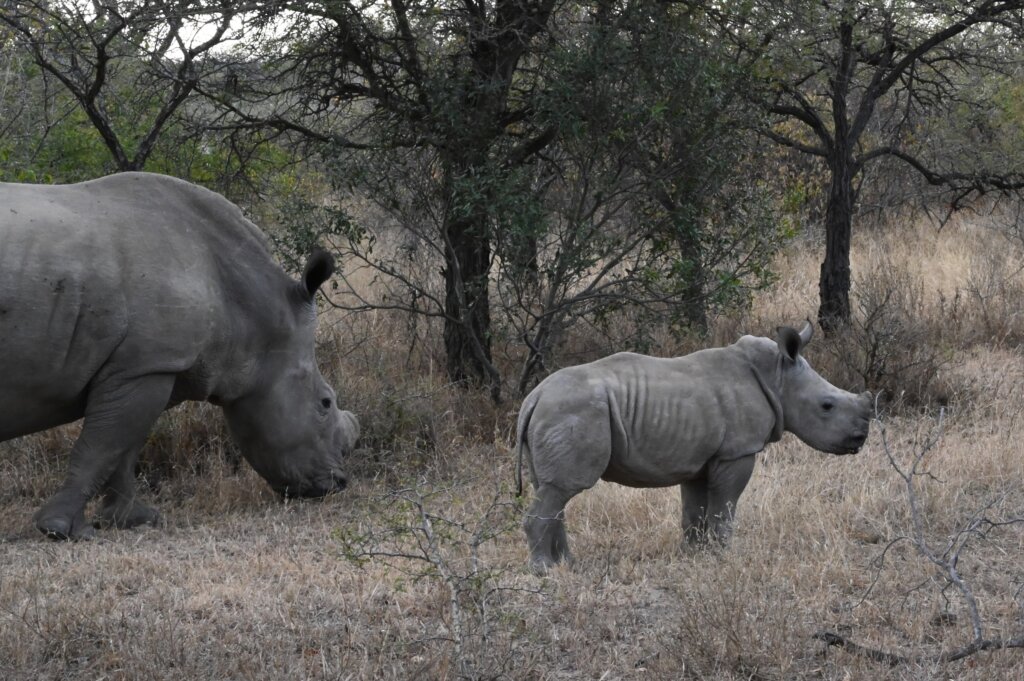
[776,322,871,455]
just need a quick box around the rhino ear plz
[301,248,335,300]
[776,325,802,362]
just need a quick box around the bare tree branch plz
[815,408,1024,666]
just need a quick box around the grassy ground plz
[2,216,1023,680]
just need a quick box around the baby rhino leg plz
[523,399,611,571]
[703,455,757,545]
[680,456,757,547]
[680,473,710,546]
[524,483,578,573]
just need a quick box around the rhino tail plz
[515,391,541,498]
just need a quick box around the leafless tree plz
[712,0,1024,332]
[0,0,238,171]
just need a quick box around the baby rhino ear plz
[775,319,814,361]
[301,248,335,300]
[776,325,802,362]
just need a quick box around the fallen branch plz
[812,630,909,666]
[814,629,1024,665]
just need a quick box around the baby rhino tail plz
[515,390,541,497]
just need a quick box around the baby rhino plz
[515,322,871,572]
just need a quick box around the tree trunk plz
[820,15,856,335]
[819,150,855,332]
[442,180,500,400]
[675,222,708,333]
[655,191,708,333]
[433,0,560,402]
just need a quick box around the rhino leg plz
[34,374,173,540]
[681,455,756,547]
[96,453,160,530]
[524,484,578,573]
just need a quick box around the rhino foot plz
[529,553,571,576]
[529,559,553,576]
[34,507,96,541]
[97,499,160,530]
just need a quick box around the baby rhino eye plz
[822,401,834,412]
[321,398,332,409]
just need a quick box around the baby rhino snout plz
[842,392,873,453]
[824,392,871,456]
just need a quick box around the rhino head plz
[223,250,359,498]
[775,321,871,455]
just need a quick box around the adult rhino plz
[0,172,359,540]
[515,322,871,571]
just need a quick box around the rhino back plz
[534,348,776,487]
[0,174,290,435]
[0,199,127,435]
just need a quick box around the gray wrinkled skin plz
[516,322,871,572]
[0,172,359,540]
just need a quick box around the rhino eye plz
[822,401,834,412]
[321,398,333,409]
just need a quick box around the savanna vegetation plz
[2,1,1024,678]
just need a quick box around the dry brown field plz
[2,215,1023,679]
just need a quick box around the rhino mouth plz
[275,472,348,499]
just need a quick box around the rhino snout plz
[275,470,348,499]
[302,471,348,498]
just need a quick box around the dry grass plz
[2,214,1024,680]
